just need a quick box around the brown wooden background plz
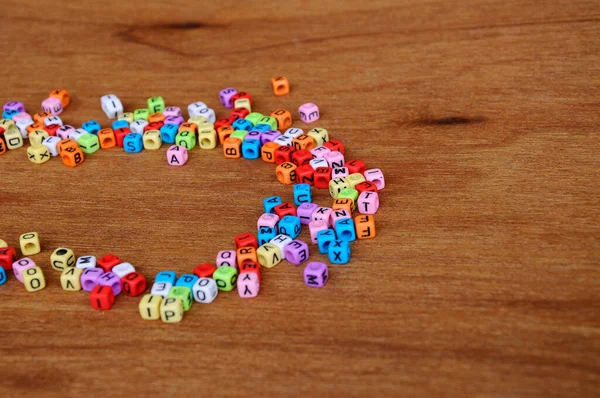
[1,1,599,397]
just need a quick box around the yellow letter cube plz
[30,130,49,146]
[60,267,83,291]
[198,130,217,149]
[23,266,46,292]
[20,232,41,255]
[5,129,23,149]
[139,294,162,320]
[118,112,134,123]
[27,145,51,164]
[160,297,183,323]
[256,243,282,268]
[51,247,76,271]
[143,130,162,150]
[307,128,329,146]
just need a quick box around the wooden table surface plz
[1,1,599,396]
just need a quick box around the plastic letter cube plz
[41,136,60,156]
[26,144,50,165]
[257,213,279,230]
[193,263,216,278]
[78,133,100,154]
[51,247,76,271]
[133,109,150,121]
[324,151,345,168]
[234,98,251,112]
[324,139,344,155]
[169,286,193,311]
[23,266,46,292]
[358,191,379,214]
[274,202,297,218]
[139,294,162,320]
[143,130,162,150]
[234,232,259,249]
[216,250,237,268]
[49,89,70,107]
[147,96,165,113]
[269,235,293,259]
[329,178,350,199]
[167,145,188,166]
[309,220,328,243]
[155,271,177,285]
[77,255,98,270]
[61,146,85,167]
[364,168,386,190]
[292,149,313,167]
[175,130,196,150]
[312,207,333,226]
[328,240,351,264]
[81,268,103,292]
[13,258,36,283]
[331,209,351,225]
[355,181,378,194]
[338,188,359,210]
[124,133,143,153]
[0,267,5,286]
[271,76,290,96]
[278,216,301,239]
[192,278,218,303]
[333,198,353,214]
[163,106,181,118]
[90,285,114,310]
[258,226,276,246]
[304,262,328,288]
[256,243,282,268]
[355,215,376,239]
[41,97,63,115]
[20,232,40,255]
[29,130,49,146]
[317,229,336,254]
[346,159,367,175]
[151,282,172,298]
[60,267,83,291]
[82,120,101,135]
[335,218,356,242]
[112,262,135,278]
[160,124,178,144]
[274,145,294,164]
[298,103,320,123]
[238,272,260,298]
[100,94,124,119]
[0,247,17,270]
[175,274,199,291]
[213,266,238,291]
[219,88,238,108]
[223,137,241,158]
[112,120,129,130]
[121,272,147,297]
[307,127,329,146]
[5,129,23,149]
[297,203,318,225]
[263,196,282,213]
[332,167,349,179]
[98,272,122,296]
[237,247,257,266]
[160,298,183,323]
[271,109,292,130]
[198,130,217,149]
[4,101,25,113]
[114,127,130,147]
[283,240,309,265]
[314,167,332,189]
[293,134,316,152]
[276,162,297,185]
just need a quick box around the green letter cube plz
[168,286,193,311]
[147,96,165,113]
[78,134,100,154]
[213,266,238,291]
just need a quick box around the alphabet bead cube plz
[283,240,309,265]
[175,130,196,150]
[13,258,36,283]
[240,261,262,281]
[167,145,188,166]
[60,267,83,291]
[193,263,216,278]
[355,215,377,239]
[293,134,316,152]
[219,88,238,108]
[358,191,379,214]
[312,207,333,226]
[3,101,25,113]
[19,232,40,256]
[331,209,351,225]
[155,271,177,285]
[338,188,359,210]
[364,168,386,190]
[213,266,238,291]
[223,137,241,158]
[192,278,218,303]
[147,96,165,113]
[98,272,122,296]
[168,286,193,311]
[81,268,103,292]
[42,136,61,156]
[41,97,63,115]
[292,149,313,167]
[0,267,5,286]
[23,266,46,292]
[314,167,332,189]
[242,139,261,159]
[304,262,328,288]
[345,173,366,190]
[271,109,292,130]
[216,250,237,268]
[269,235,293,259]
[175,274,199,291]
[5,129,23,149]
[307,127,329,146]
[120,272,147,297]
[297,203,318,225]
[26,145,51,164]
[235,232,259,249]
[271,76,290,96]
[237,272,260,298]
[151,282,172,298]
[324,151,344,168]
[257,213,279,230]
[198,130,217,149]
[332,198,353,214]
[124,133,144,153]
[56,125,75,140]
[274,202,297,218]
[256,243,282,268]
[112,262,135,278]
[0,238,6,248]
[234,98,251,112]
[298,103,320,123]
[139,294,162,320]
[0,247,17,270]
[311,145,331,158]
[82,120,101,135]
[161,298,184,323]
[276,162,297,184]
[76,255,97,270]
[278,216,301,239]
[160,124,178,144]
[29,130,49,146]
[317,229,336,254]
[332,167,349,179]
[263,196,283,213]
[78,133,100,154]
[355,181,378,194]
[258,227,276,246]
[309,220,328,243]
[329,178,350,199]
[44,116,63,127]
[346,159,366,175]
[328,240,351,264]
[335,218,356,242]
[134,109,150,121]
[237,247,258,266]
[188,101,208,117]
[163,106,181,118]
[100,94,124,119]
[51,248,76,271]
[61,146,85,167]
[49,89,70,107]
[90,285,115,310]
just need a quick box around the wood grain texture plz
[1,0,599,396]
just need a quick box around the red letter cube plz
[90,285,115,310]
[121,272,147,297]
[97,254,121,273]
[193,263,217,278]
[274,202,297,218]
[0,247,17,270]
[234,232,258,249]
[314,167,332,189]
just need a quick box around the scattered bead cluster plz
[0,76,385,323]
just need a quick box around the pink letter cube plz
[310,145,331,158]
[41,97,63,115]
[216,250,237,268]
[309,220,328,243]
[312,207,333,226]
[12,112,32,123]
[257,213,280,230]
[163,106,181,118]
[13,258,36,283]
[56,125,76,140]
[297,203,318,225]
[304,262,328,288]
[358,191,380,215]
[237,272,260,298]
[324,151,345,168]
[3,101,25,113]
[364,168,386,190]
[331,167,349,179]
[298,103,320,123]
[167,145,188,166]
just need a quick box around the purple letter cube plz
[283,240,309,266]
[304,262,328,288]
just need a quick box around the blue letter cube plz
[334,218,356,242]
[155,271,177,285]
[328,240,351,264]
[112,119,129,130]
[258,226,277,246]
[252,123,271,132]
[317,229,336,254]
[293,183,312,205]
[3,109,18,120]
[175,274,199,291]
[124,133,144,153]
[0,266,6,285]
[278,216,301,239]
[233,118,253,131]
[264,196,282,213]
[242,139,261,159]
[82,120,101,135]
[160,124,178,144]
